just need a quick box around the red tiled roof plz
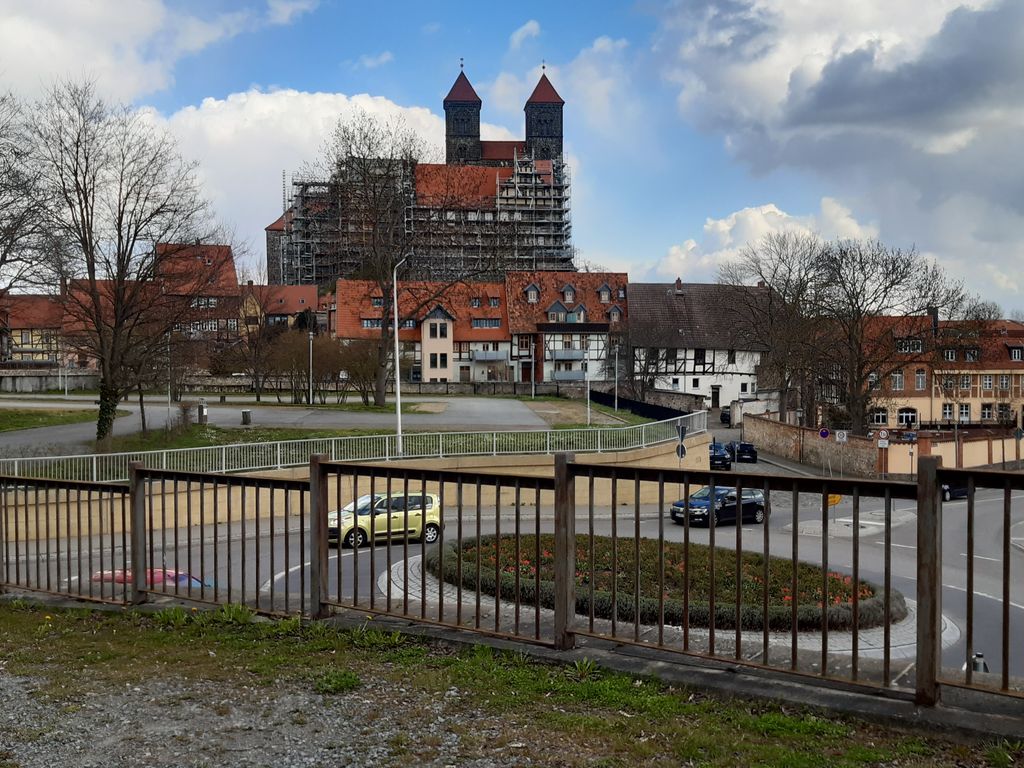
[336,279,509,342]
[265,211,292,232]
[414,164,513,208]
[526,74,564,105]
[155,243,239,297]
[505,271,628,334]
[242,284,317,315]
[480,141,527,161]
[1,294,62,329]
[444,71,481,104]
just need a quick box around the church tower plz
[524,73,564,160]
[444,71,482,164]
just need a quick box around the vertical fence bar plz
[553,453,576,650]
[965,478,976,686]
[129,462,148,604]
[820,484,829,676]
[308,454,329,619]
[1001,481,1011,692]
[915,456,941,706]
[790,482,799,671]
[851,488,861,681]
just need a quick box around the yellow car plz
[327,492,443,548]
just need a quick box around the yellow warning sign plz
[827,494,842,507]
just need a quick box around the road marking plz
[882,542,917,550]
[944,583,1024,612]
[960,553,1001,563]
[259,549,354,593]
[836,518,885,527]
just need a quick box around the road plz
[0,394,549,453]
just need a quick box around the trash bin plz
[198,398,208,426]
[219,394,226,403]
[241,409,251,426]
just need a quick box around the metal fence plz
[2,450,1020,712]
[0,411,707,484]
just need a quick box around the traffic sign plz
[818,428,831,439]
[676,444,687,459]
[878,429,889,439]
[677,425,688,442]
[827,494,842,507]
[835,430,848,444]
[877,439,889,448]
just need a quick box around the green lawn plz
[0,407,126,432]
[102,424,394,453]
[0,601,1012,767]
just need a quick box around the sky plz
[1,0,1022,311]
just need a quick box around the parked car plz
[725,441,758,463]
[669,486,767,526]
[91,568,212,589]
[708,442,732,470]
[719,406,731,425]
[327,492,443,548]
[941,484,969,502]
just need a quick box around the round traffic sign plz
[878,429,889,439]
[675,444,687,459]
[818,428,830,439]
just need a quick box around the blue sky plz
[2,0,1022,310]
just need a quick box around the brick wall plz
[743,414,878,477]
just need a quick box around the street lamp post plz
[530,336,536,399]
[166,332,172,428]
[308,331,314,405]
[586,358,591,426]
[393,255,409,455]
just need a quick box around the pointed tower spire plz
[525,72,564,160]
[444,69,482,163]
[444,70,481,104]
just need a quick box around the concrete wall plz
[589,384,703,414]
[0,371,98,393]
[743,414,878,477]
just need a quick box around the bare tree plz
[338,338,380,405]
[31,80,219,442]
[0,91,48,298]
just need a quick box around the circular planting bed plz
[426,534,906,631]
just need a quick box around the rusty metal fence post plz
[308,454,329,619]
[553,452,576,650]
[128,462,148,605]
[916,455,942,705]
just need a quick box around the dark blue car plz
[709,442,732,470]
[669,486,767,527]
[725,441,758,463]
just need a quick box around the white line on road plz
[944,583,1024,612]
[259,550,354,593]
[960,553,1001,563]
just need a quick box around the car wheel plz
[422,522,441,544]
[344,528,367,549]
[754,506,766,524]
[942,489,951,502]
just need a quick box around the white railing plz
[0,411,707,483]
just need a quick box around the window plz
[998,403,1011,422]
[727,349,736,364]
[609,308,621,323]
[983,374,993,390]
[402,319,416,329]
[361,318,382,329]
[371,297,383,308]
[672,378,680,390]
[526,289,538,304]
[740,383,748,393]
[965,348,980,362]
[440,353,448,368]
[692,378,700,388]
[429,322,438,339]
[896,338,923,354]
[960,374,971,390]
[470,297,481,308]
[429,353,438,369]
[20,330,30,344]
[891,370,904,390]
[1012,348,1023,361]
[471,318,501,329]
[1000,374,1010,390]
[617,288,626,299]
[897,408,918,426]
[564,289,574,303]
[868,372,879,390]
[916,369,926,390]
[226,318,238,331]
[489,297,500,307]
[942,376,955,390]
[517,336,531,351]
[694,349,706,366]
[942,403,954,420]
[871,409,888,425]
[944,348,957,361]
[599,289,610,303]
[982,403,993,420]
[959,403,970,422]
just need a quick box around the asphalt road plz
[0,394,548,453]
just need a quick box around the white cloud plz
[0,0,316,102]
[356,51,394,70]
[654,198,878,281]
[159,88,517,273]
[509,20,540,50]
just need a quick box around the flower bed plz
[425,534,906,631]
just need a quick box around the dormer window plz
[489,297,500,307]
[564,289,574,303]
[609,308,621,323]
[371,297,384,308]
[599,289,610,303]
[527,289,538,303]
[965,348,980,362]
[470,297,481,308]
[1012,347,1023,361]
[617,288,626,299]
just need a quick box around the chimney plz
[927,306,939,336]
[757,280,766,288]
[247,280,253,286]
[674,277,683,295]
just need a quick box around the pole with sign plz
[835,430,847,477]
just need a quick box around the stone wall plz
[743,414,878,477]
[0,371,98,393]
[589,384,703,414]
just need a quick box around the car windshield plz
[342,494,381,514]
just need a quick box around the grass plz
[0,408,128,432]
[101,424,393,453]
[430,534,906,631]
[0,601,1008,767]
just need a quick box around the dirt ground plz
[524,399,622,427]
